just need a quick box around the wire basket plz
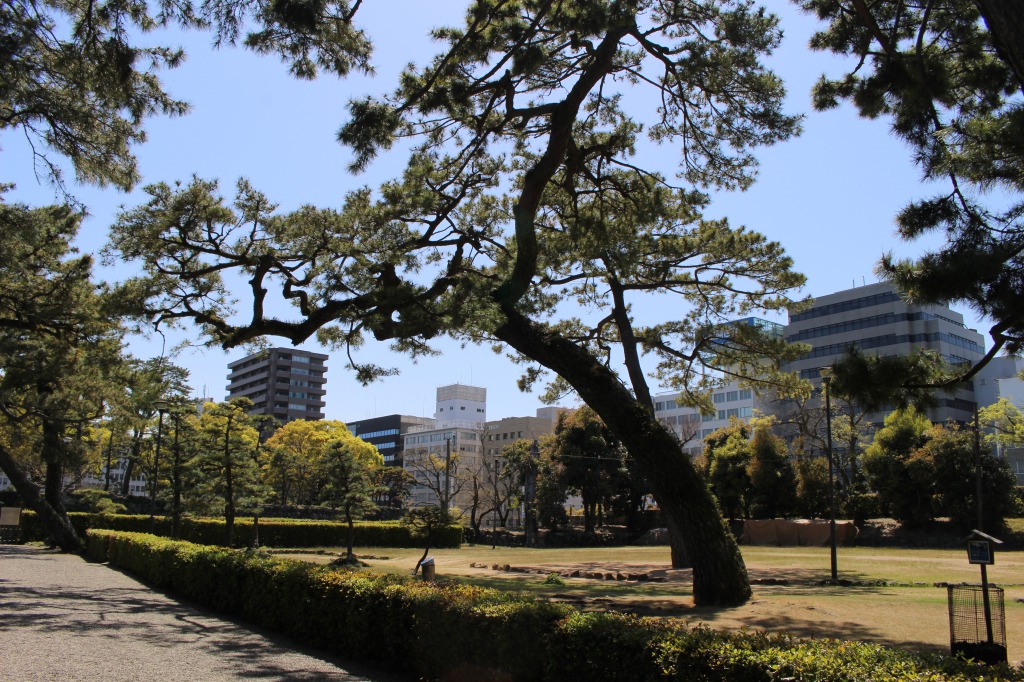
[947,583,1007,665]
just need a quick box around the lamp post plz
[491,459,499,550]
[818,367,839,583]
[149,399,169,533]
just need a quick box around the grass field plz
[280,543,1024,665]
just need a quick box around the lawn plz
[279,543,1024,665]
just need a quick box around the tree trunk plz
[346,508,355,561]
[120,456,134,497]
[495,308,751,606]
[0,444,81,552]
[665,515,692,568]
[224,415,235,546]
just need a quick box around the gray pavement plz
[0,544,410,681]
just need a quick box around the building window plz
[713,393,725,403]
[739,389,752,400]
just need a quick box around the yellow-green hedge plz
[85,530,1021,682]
[23,511,461,548]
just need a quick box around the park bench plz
[0,506,23,543]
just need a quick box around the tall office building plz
[782,282,985,425]
[225,348,328,425]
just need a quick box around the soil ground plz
[281,544,1024,666]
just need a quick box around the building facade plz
[653,382,760,457]
[483,406,566,457]
[225,348,328,426]
[402,384,487,509]
[781,282,986,426]
[346,414,435,468]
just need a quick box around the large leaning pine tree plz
[111,0,808,606]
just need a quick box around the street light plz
[818,367,839,582]
[149,399,169,533]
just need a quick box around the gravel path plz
[0,544,410,681]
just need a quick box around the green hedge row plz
[86,530,1021,682]
[22,511,461,548]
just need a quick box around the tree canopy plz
[0,196,126,550]
[1,0,371,191]
[106,0,812,606]
[796,0,1024,376]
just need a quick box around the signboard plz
[968,540,994,565]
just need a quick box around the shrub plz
[24,511,461,548]
[85,530,1021,682]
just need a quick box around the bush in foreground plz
[85,530,1021,681]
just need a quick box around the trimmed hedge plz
[22,511,461,548]
[86,530,1022,682]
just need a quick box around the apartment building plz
[225,348,328,426]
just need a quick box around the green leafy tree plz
[535,457,568,531]
[703,420,752,520]
[110,0,811,605]
[106,357,191,497]
[926,423,1018,532]
[827,346,946,520]
[262,419,365,505]
[746,417,796,519]
[797,0,1024,375]
[795,457,830,519]
[321,436,378,562]
[980,398,1024,448]
[549,407,622,534]
[863,407,934,525]
[370,465,415,511]
[192,398,264,545]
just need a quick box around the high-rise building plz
[781,282,985,425]
[225,348,328,425]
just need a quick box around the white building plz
[402,384,487,509]
[653,381,759,458]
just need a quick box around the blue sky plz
[2,1,983,422]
